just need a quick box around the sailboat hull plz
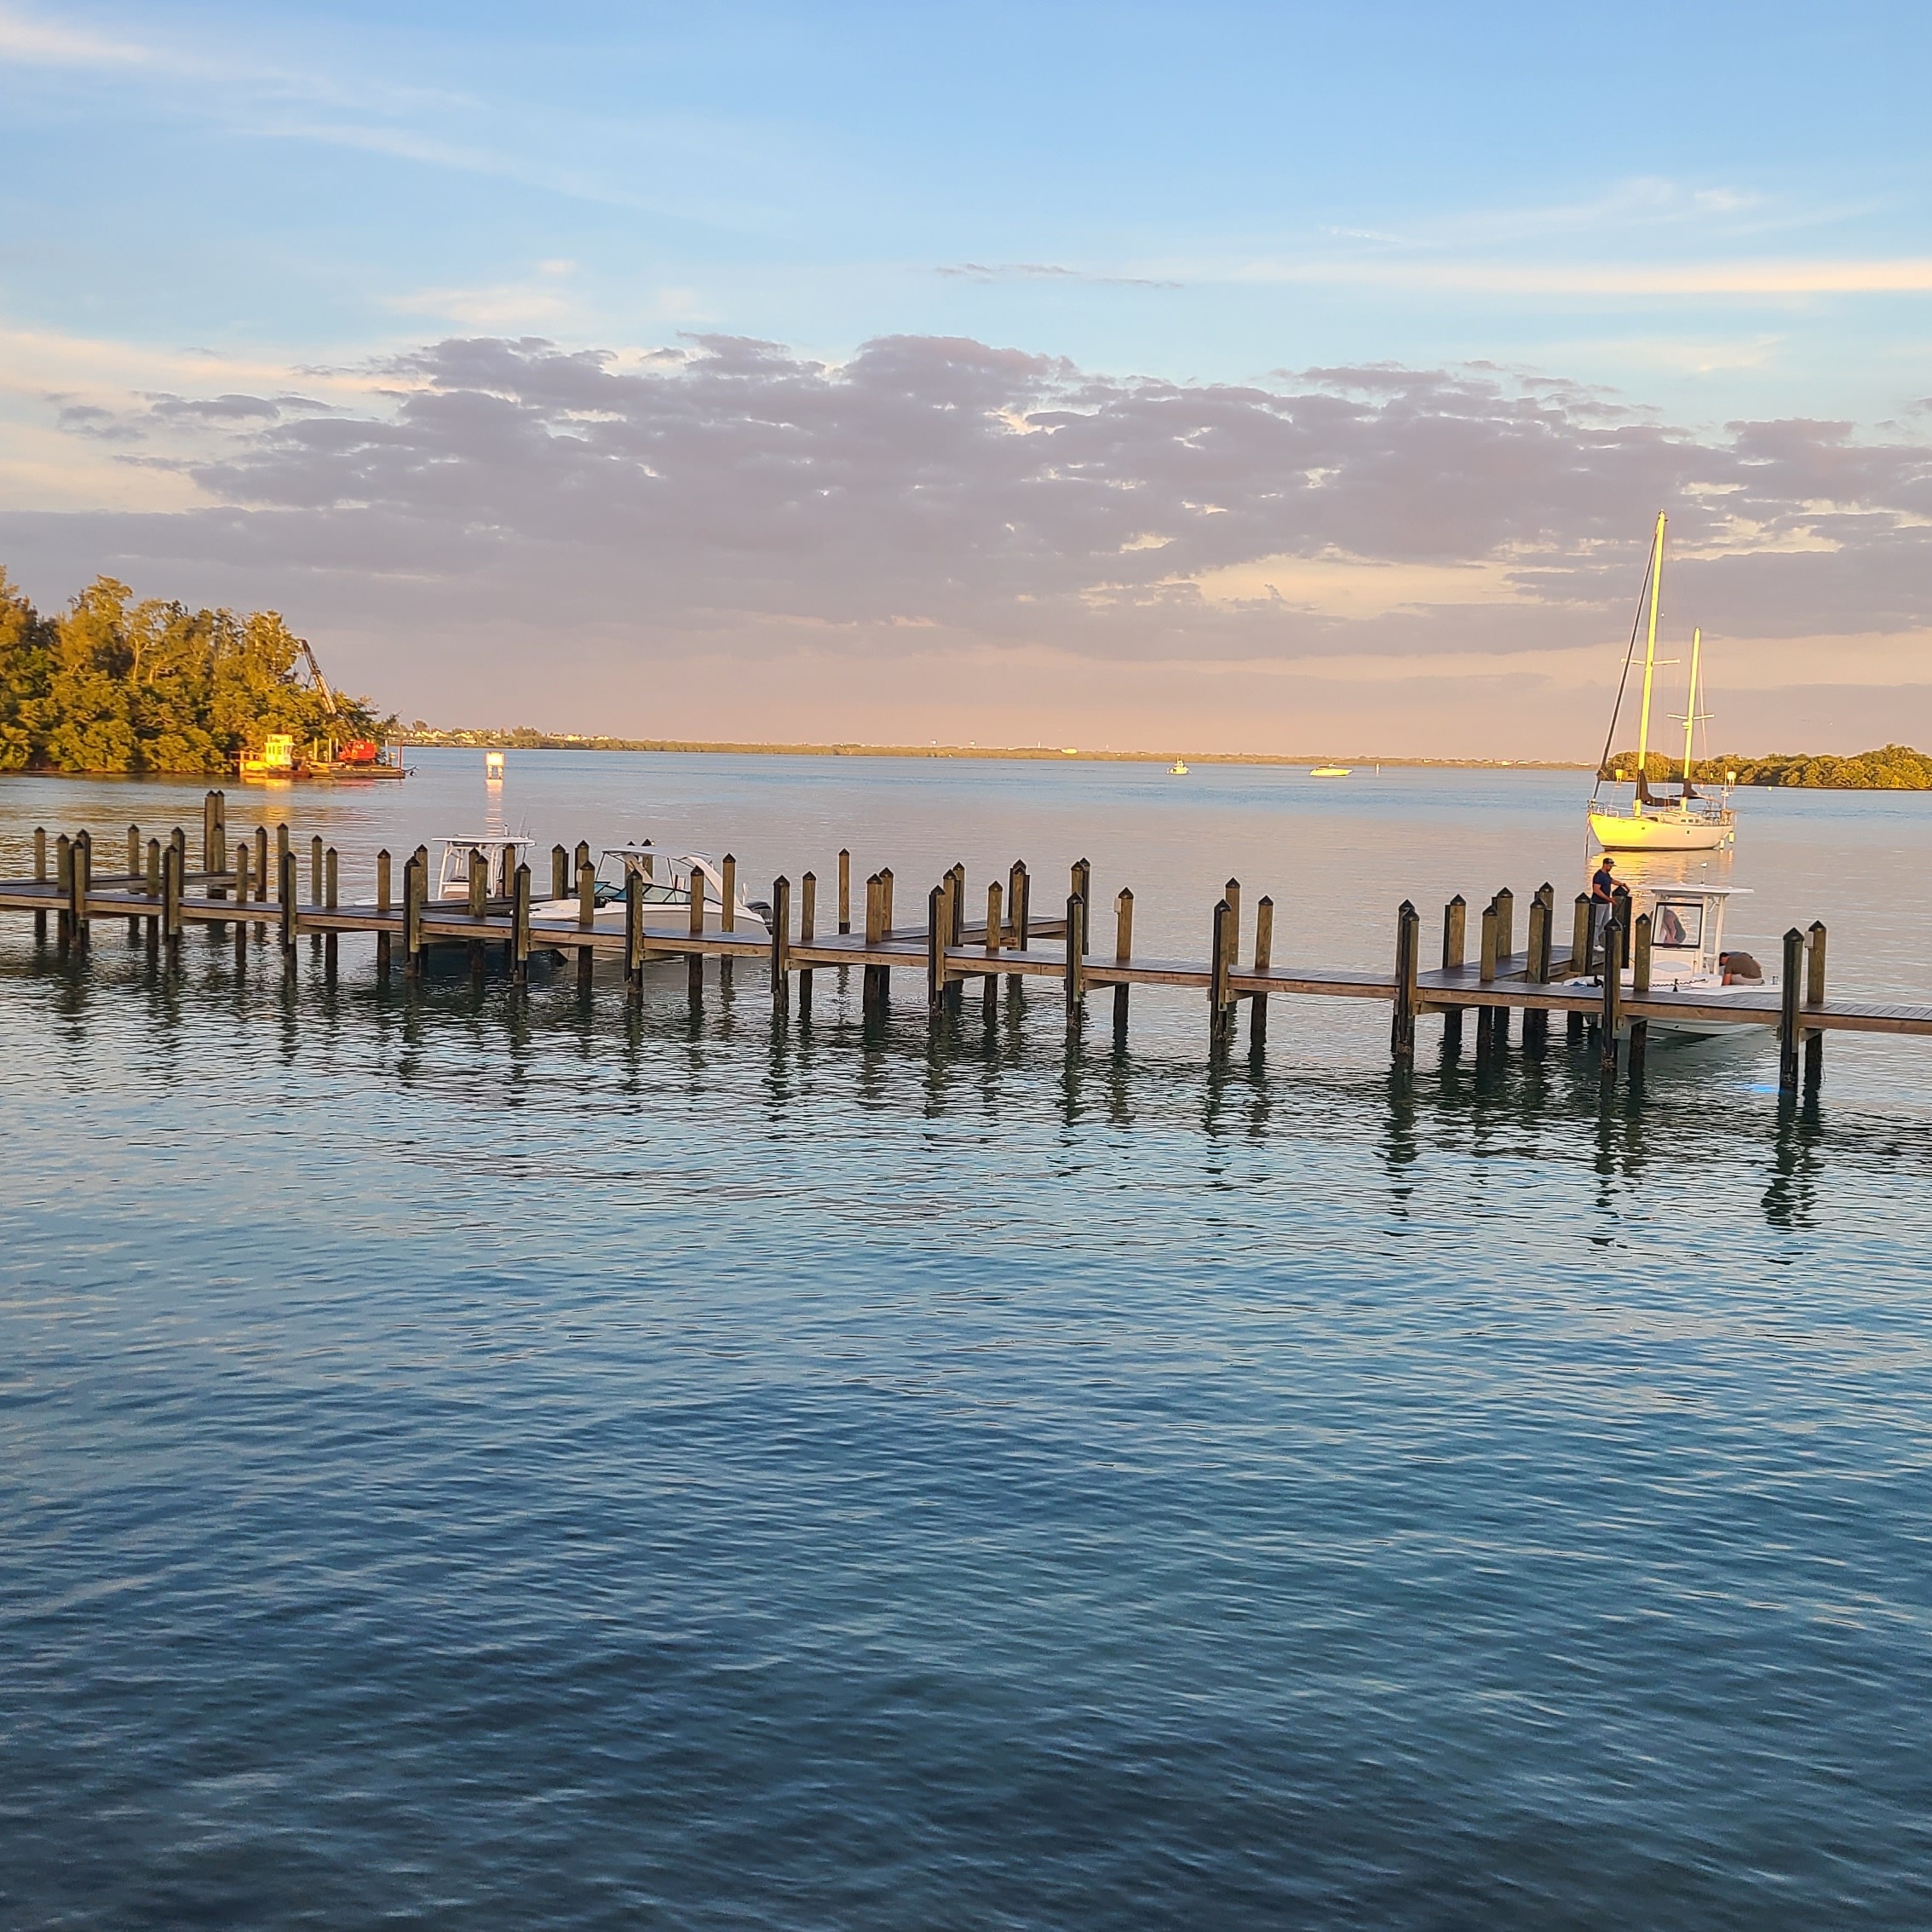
[1588,808,1733,851]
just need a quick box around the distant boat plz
[1587,513,1734,852]
[1311,766,1351,778]
[1170,758,1188,775]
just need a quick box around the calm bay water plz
[4,753,1931,1927]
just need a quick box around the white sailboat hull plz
[1587,808,1733,852]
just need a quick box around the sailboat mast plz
[1682,624,1701,789]
[1636,509,1665,789]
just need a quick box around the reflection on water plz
[6,757,1932,1926]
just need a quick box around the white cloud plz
[0,3,147,66]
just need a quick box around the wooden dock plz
[6,793,1929,1103]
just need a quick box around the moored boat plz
[1586,514,1734,852]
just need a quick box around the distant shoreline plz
[391,733,1589,771]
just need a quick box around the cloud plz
[938,262,1185,290]
[0,3,147,66]
[5,330,1932,741]
[1229,256,1932,298]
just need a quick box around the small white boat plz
[1587,514,1735,852]
[1170,758,1188,775]
[1311,766,1351,778]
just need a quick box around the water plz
[4,755,1931,1928]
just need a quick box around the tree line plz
[1604,745,1932,790]
[0,570,389,774]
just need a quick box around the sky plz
[2,0,1929,756]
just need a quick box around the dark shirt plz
[1590,867,1617,903]
[1722,952,1762,982]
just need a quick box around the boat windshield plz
[1651,899,1705,949]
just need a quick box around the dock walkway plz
[7,796,1929,1102]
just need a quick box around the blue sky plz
[3,1,1929,750]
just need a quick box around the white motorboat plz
[1564,879,1772,1039]
[1586,513,1735,852]
[432,836,531,901]
[530,844,773,934]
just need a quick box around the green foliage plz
[1604,744,1932,789]
[0,570,392,774]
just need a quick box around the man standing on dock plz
[1590,854,1617,944]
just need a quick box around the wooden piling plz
[1066,891,1086,1031]
[126,825,142,938]
[927,883,946,1017]
[55,832,71,950]
[163,841,183,954]
[310,837,325,952]
[468,848,488,979]
[507,864,529,984]
[576,856,596,995]
[1440,894,1466,1052]
[233,842,250,967]
[1113,887,1135,1040]
[253,827,268,945]
[552,845,569,900]
[860,873,885,1015]
[1390,900,1419,1069]
[33,827,46,941]
[279,848,298,967]
[1249,894,1274,1050]
[799,871,817,1017]
[1523,888,1551,1051]
[1599,920,1621,1080]
[1804,921,1827,1095]
[1779,927,1805,1095]
[837,848,850,934]
[71,829,91,950]
[1475,899,1498,1064]
[1569,894,1591,1041]
[1209,898,1232,1048]
[982,880,1003,1021]
[403,851,425,974]
[770,876,791,1018]
[203,791,219,874]
[1628,911,1652,1084]
[377,850,393,981]
[1493,887,1515,1048]
[321,846,338,980]
[718,854,737,987]
[686,854,706,1000]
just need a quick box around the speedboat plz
[530,844,773,934]
[1586,513,1735,852]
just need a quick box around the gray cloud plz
[938,262,1185,290]
[9,332,1932,681]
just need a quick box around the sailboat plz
[1586,513,1735,853]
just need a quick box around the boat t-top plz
[1587,512,1735,852]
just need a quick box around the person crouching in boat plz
[1718,950,1762,985]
